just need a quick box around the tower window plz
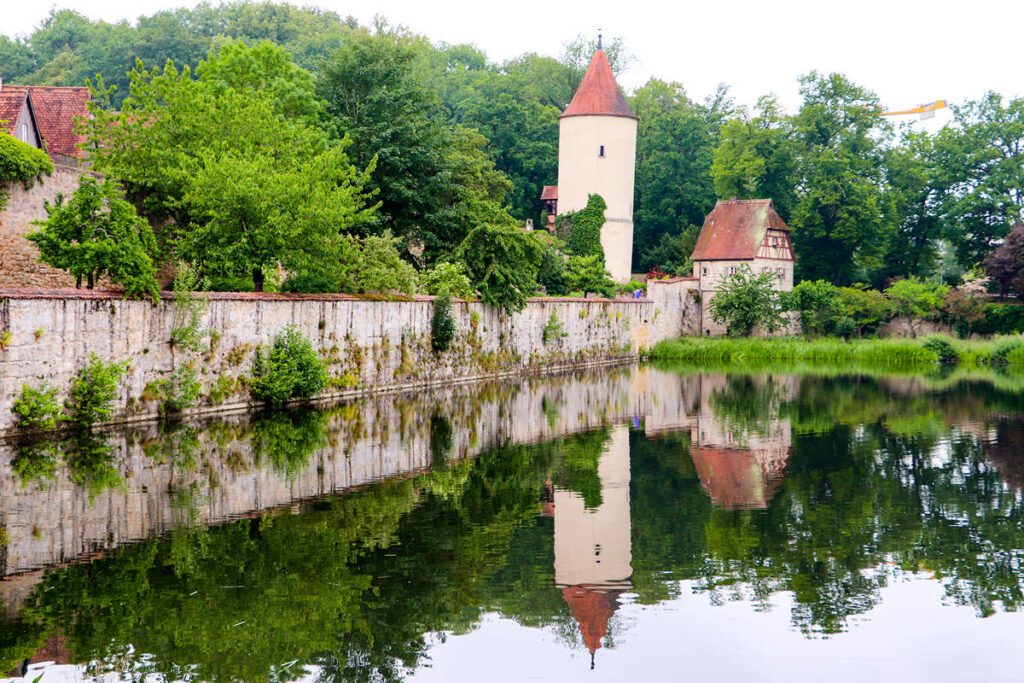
[599,145,605,157]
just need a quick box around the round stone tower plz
[557,48,638,283]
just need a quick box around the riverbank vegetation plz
[649,335,1024,367]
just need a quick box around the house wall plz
[13,103,40,148]
[557,114,637,283]
[0,290,656,435]
[0,165,93,289]
[693,257,795,336]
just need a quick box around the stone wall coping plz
[0,287,651,305]
[649,277,698,284]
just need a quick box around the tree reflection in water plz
[0,370,1023,679]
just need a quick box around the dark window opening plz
[599,145,605,157]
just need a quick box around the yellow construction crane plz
[880,100,949,120]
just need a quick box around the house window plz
[776,267,785,278]
[729,266,738,275]
[702,267,707,276]
[599,145,605,157]
[771,237,779,248]
[762,267,770,273]
[17,123,28,142]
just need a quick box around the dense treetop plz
[5,1,1024,294]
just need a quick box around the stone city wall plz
[0,289,659,434]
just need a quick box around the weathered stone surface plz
[0,290,655,433]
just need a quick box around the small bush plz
[542,311,567,345]
[422,262,475,299]
[431,293,456,352]
[170,263,209,352]
[923,336,958,363]
[989,338,1024,365]
[146,365,202,415]
[12,383,63,430]
[66,354,127,428]
[251,325,327,406]
[281,271,338,293]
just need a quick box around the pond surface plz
[1,365,1024,682]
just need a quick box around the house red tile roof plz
[0,85,90,159]
[561,50,636,120]
[691,447,786,510]
[691,198,791,262]
[0,88,30,136]
[540,185,558,201]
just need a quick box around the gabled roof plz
[561,50,636,120]
[691,447,784,510]
[691,198,791,261]
[540,185,558,201]
[0,85,90,159]
[0,88,31,136]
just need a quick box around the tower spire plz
[597,29,602,51]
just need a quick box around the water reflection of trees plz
[2,373,1024,677]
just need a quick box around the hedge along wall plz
[0,289,653,434]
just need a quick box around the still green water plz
[1,366,1024,681]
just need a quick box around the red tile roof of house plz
[691,447,783,510]
[691,198,791,261]
[0,88,30,136]
[540,185,558,201]
[561,50,636,120]
[0,85,90,159]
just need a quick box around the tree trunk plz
[75,275,82,289]
[86,272,95,290]
[252,267,264,292]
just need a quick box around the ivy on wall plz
[563,193,607,260]
[0,132,53,210]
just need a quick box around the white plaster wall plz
[693,258,794,336]
[557,115,637,283]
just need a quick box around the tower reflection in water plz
[549,374,796,667]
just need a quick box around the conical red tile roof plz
[561,50,636,120]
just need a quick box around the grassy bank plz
[648,335,1024,367]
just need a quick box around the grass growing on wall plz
[648,335,1024,367]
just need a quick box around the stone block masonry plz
[0,289,656,434]
[0,166,100,289]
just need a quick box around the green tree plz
[884,276,949,338]
[85,58,374,290]
[345,232,419,295]
[708,266,787,336]
[633,79,731,270]
[420,261,475,299]
[838,285,891,337]
[317,29,513,260]
[251,325,327,406]
[933,93,1024,268]
[564,255,616,298]
[457,224,544,313]
[0,133,53,210]
[711,94,796,221]
[789,72,894,284]
[787,280,842,336]
[27,176,159,298]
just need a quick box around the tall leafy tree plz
[932,93,1024,268]
[631,79,731,271]
[84,52,375,289]
[317,28,513,261]
[789,72,894,284]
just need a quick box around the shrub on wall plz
[11,383,63,430]
[431,293,456,352]
[66,353,128,428]
[564,255,616,299]
[421,262,475,299]
[457,223,544,313]
[251,325,327,406]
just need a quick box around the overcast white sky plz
[4,0,1023,125]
